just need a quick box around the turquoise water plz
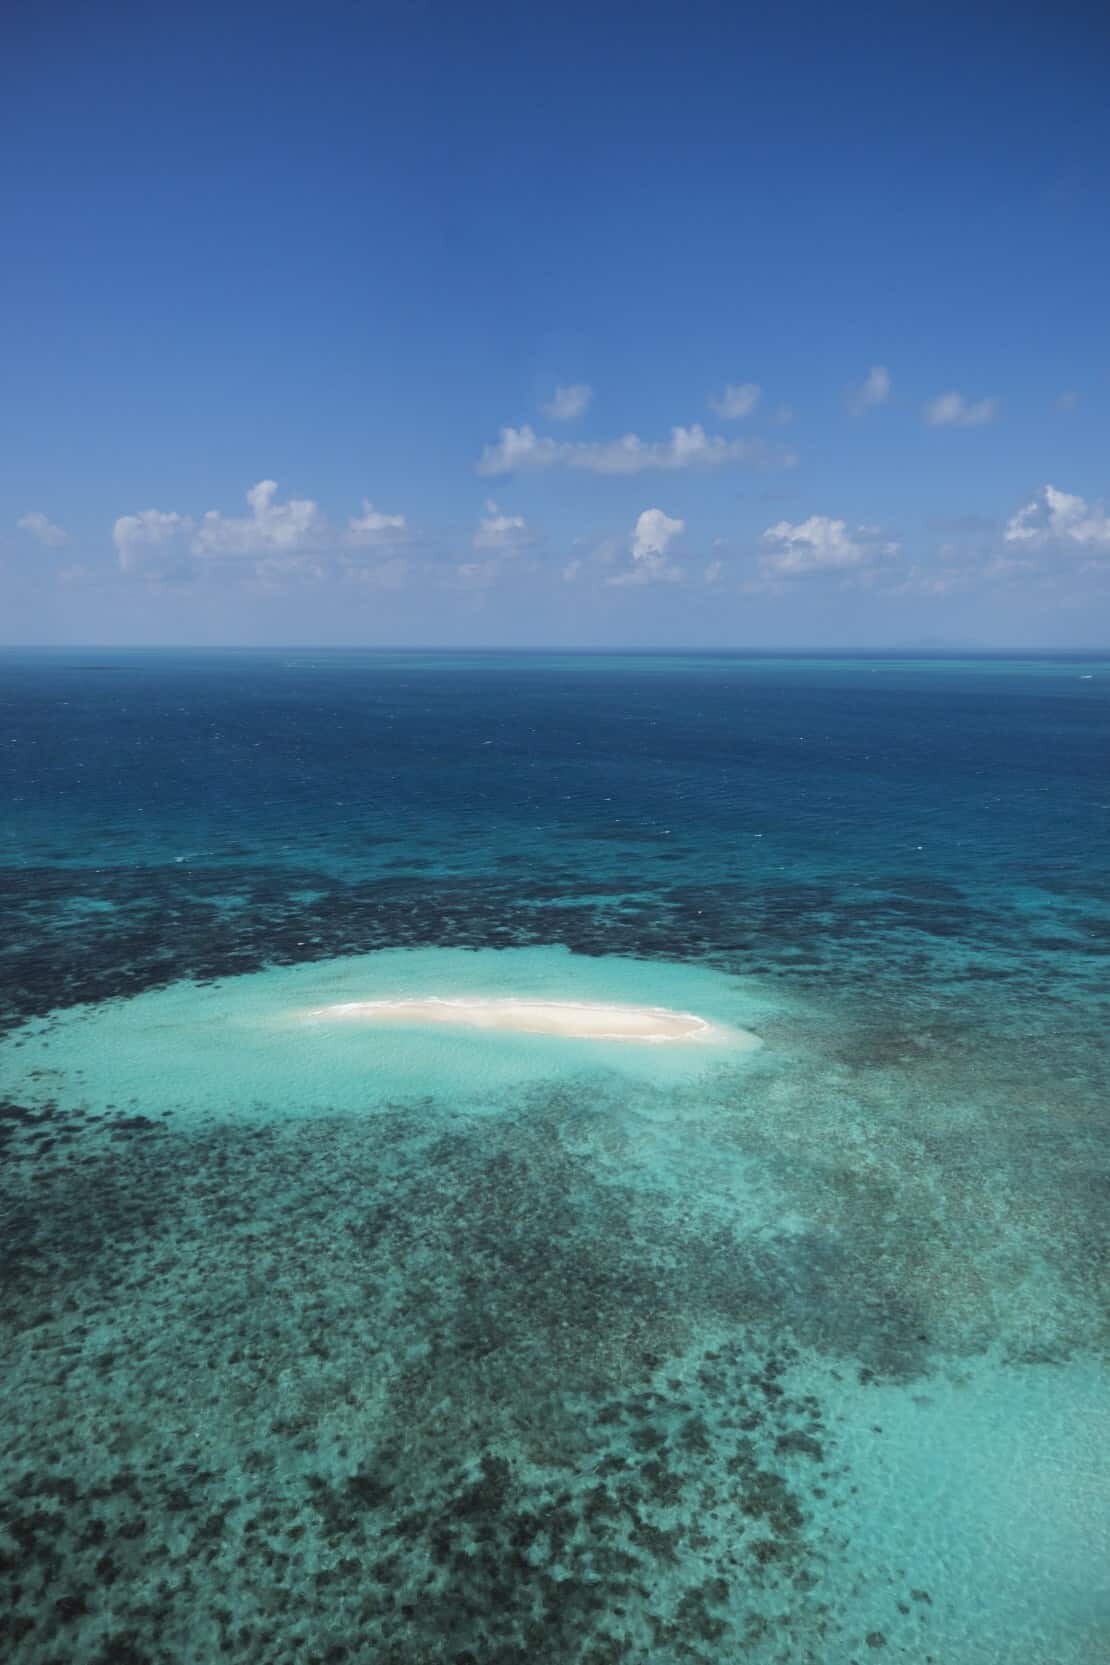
[1,651,1107,1662]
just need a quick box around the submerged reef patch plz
[1,1045,1107,1663]
[0,1095,943,1663]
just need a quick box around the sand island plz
[302,995,755,1046]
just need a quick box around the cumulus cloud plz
[473,500,530,551]
[192,479,327,556]
[608,508,685,586]
[347,500,407,544]
[631,508,683,561]
[112,481,408,578]
[708,382,761,419]
[923,391,999,428]
[541,384,592,421]
[704,559,723,584]
[113,509,189,573]
[849,365,891,413]
[18,511,69,548]
[1004,484,1110,551]
[761,515,898,578]
[477,423,794,476]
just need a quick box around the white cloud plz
[347,500,407,544]
[761,515,898,577]
[631,508,683,561]
[709,382,761,419]
[18,511,69,548]
[923,391,999,428]
[849,365,891,412]
[608,507,685,586]
[477,423,794,476]
[473,499,530,551]
[192,479,327,556]
[1004,484,1110,551]
[113,509,188,573]
[542,384,592,421]
[704,559,723,584]
[562,558,583,582]
[113,481,408,576]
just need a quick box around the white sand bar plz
[303,996,756,1046]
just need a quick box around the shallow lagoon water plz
[1,947,767,1125]
[1,651,1108,1664]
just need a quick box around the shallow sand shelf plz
[0,944,773,1130]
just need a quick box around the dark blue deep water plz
[1,650,1108,1664]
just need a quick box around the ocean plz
[1,648,1107,1663]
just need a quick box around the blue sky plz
[3,0,1109,647]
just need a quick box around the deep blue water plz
[3,649,1107,1026]
[4,651,1107,887]
[1,650,1107,1664]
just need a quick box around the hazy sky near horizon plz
[3,1,1110,648]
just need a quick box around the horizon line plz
[2,643,1109,658]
